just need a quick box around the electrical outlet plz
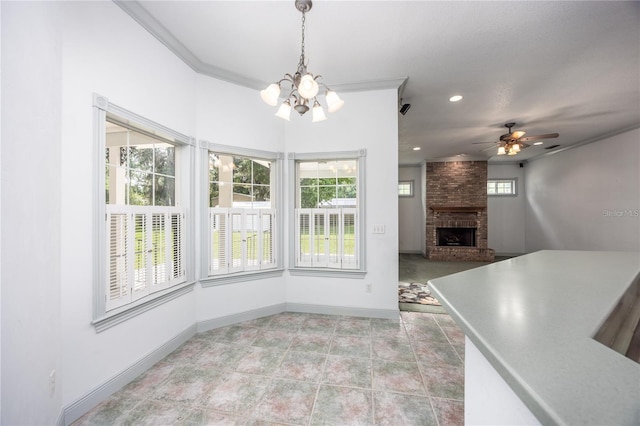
[49,370,56,396]
[366,282,372,293]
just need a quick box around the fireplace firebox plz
[437,227,476,247]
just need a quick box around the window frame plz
[288,150,367,279]
[200,141,284,287]
[398,180,414,197]
[487,178,518,196]
[92,94,196,332]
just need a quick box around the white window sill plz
[201,268,285,287]
[92,281,196,333]
[288,268,367,279]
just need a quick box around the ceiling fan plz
[474,122,559,156]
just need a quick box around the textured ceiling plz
[118,1,640,165]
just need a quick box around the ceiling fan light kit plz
[492,122,559,156]
[260,0,344,122]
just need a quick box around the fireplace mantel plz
[429,206,486,213]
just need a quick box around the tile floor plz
[74,311,464,425]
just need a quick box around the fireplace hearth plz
[437,227,476,247]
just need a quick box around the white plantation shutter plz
[342,209,358,269]
[170,212,186,283]
[209,209,228,275]
[245,211,260,271]
[294,208,358,269]
[208,208,278,275]
[312,209,327,267]
[327,211,341,268]
[229,209,244,273]
[107,211,129,310]
[105,206,186,311]
[151,213,168,291]
[296,209,313,267]
[260,210,276,268]
[132,212,149,301]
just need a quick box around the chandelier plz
[260,0,344,122]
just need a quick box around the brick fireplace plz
[426,161,495,262]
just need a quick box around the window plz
[398,180,414,197]
[487,178,518,196]
[208,153,277,276]
[289,150,366,276]
[93,94,194,330]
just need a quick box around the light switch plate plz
[372,225,385,234]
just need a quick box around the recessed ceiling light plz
[449,95,463,102]
[413,147,421,151]
[533,141,544,146]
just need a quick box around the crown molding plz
[330,78,409,94]
[113,0,264,89]
[114,1,406,93]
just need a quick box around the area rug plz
[398,282,441,306]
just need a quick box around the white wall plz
[487,163,526,255]
[525,128,640,252]
[398,165,424,253]
[57,1,199,413]
[194,75,286,322]
[1,2,63,424]
[284,89,399,314]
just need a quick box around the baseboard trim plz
[55,409,64,426]
[286,303,399,320]
[197,303,287,333]
[62,324,196,425]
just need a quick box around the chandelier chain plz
[298,10,306,71]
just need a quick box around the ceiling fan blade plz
[519,142,530,149]
[471,141,497,145]
[512,130,526,139]
[519,133,559,142]
[480,144,499,153]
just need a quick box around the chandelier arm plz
[286,90,298,101]
[279,75,295,85]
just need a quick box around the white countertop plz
[428,250,640,425]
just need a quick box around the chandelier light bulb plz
[275,100,292,121]
[260,83,281,106]
[312,101,327,122]
[298,73,319,99]
[326,90,344,113]
[497,146,506,156]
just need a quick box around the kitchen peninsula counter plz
[428,250,640,425]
